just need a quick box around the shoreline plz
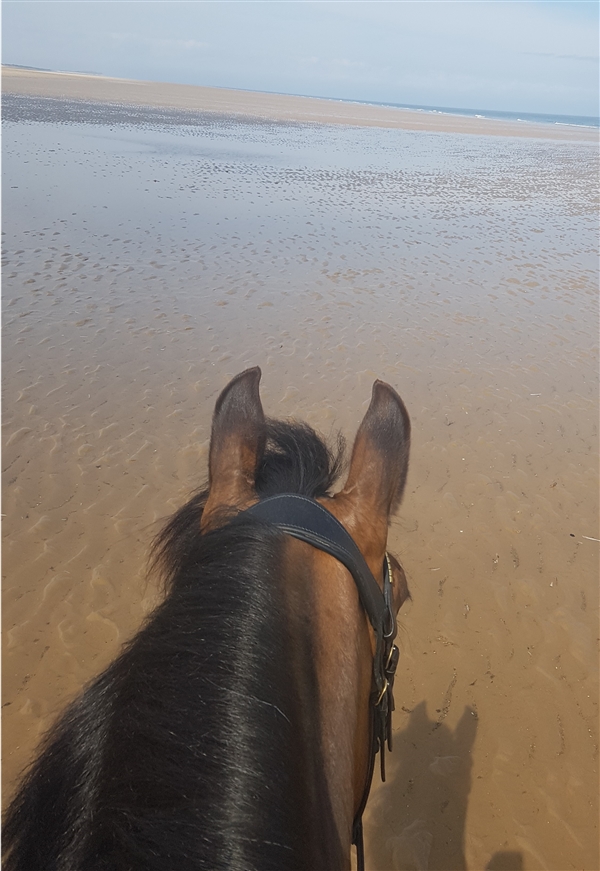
[2,67,597,143]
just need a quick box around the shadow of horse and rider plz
[365,702,523,871]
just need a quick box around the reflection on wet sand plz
[2,78,598,870]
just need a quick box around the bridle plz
[241,494,400,871]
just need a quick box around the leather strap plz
[243,494,388,638]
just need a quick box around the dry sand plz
[3,66,598,142]
[2,71,598,870]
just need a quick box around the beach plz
[2,70,598,870]
[3,66,598,142]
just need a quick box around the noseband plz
[241,494,400,871]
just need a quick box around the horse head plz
[201,367,411,867]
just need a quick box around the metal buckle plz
[374,677,389,707]
[385,643,400,677]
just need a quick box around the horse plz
[3,366,411,871]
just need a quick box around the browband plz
[242,493,389,639]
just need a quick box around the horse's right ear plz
[331,380,410,566]
[343,380,410,514]
[201,367,265,531]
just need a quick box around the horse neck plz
[282,537,373,864]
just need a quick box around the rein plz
[241,494,400,871]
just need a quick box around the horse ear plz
[333,381,410,559]
[202,367,265,530]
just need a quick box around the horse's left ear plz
[331,381,410,563]
[202,367,265,530]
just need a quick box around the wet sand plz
[2,73,598,870]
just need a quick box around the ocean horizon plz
[330,96,600,130]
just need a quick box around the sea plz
[345,98,599,130]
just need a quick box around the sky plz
[2,1,599,117]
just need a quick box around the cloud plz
[300,55,370,71]
[524,52,598,62]
[109,32,208,52]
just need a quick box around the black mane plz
[3,421,346,871]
